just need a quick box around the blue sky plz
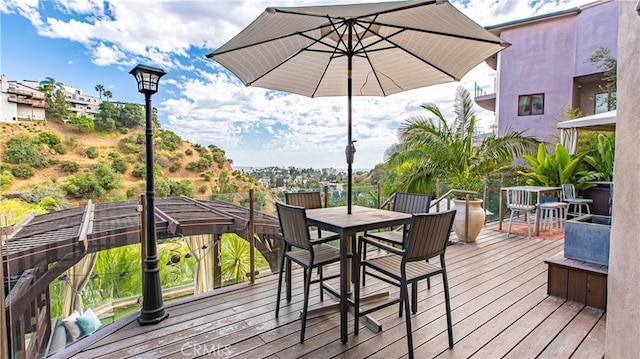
[1,0,593,169]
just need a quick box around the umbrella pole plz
[346,24,354,214]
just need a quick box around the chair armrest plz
[359,235,405,256]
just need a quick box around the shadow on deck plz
[56,225,606,359]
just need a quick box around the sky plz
[0,0,595,170]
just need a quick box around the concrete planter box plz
[564,215,612,266]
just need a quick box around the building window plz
[518,94,544,116]
[595,92,616,114]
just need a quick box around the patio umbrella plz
[207,0,508,213]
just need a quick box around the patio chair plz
[285,192,339,244]
[275,202,341,343]
[354,210,456,359]
[562,183,592,217]
[506,189,536,239]
[362,192,432,286]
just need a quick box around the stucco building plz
[476,0,618,142]
[0,75,47,122]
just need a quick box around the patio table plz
[499,185,562,236]
[305,205,411,344]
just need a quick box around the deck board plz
[59,226,606,359]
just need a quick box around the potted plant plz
[383,86,539,242]
[449,171,485,242]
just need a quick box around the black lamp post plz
[130,64,169,325]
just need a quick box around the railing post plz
[436,179,441,211]
[323,185,329,208]
[483,176,488,224]
[0,220,8,359]
[465,193,470,242]
[249,189,256,285]
[139,194,146,287]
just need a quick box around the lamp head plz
[130,64,166,95]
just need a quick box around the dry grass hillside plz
[0,120,259,206]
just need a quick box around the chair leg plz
[286,247,292,303]
[319,266,324,302]
[354,261,361,336]
[300,266,312,343]
[411,281,418,314]
[442,268,454,349]
[275,253,286,318]
[507,211,515,237]
[362,245,367,287]
[402,278,414,359]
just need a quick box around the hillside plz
[0,120,260,207]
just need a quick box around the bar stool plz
[539,202,568,235]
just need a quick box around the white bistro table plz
[499,185,562,236]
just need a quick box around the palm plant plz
[386,86,539,195]
[103,90,113,100]
[220,233,268,285]
[95,84,105,99]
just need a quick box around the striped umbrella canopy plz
[207,0,508,213]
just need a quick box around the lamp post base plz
[137,307,169,326]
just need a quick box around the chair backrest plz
[404,210,456,262]
[276,202,312,250]
[507,189,533,208]
[562,184,577,200]
[285,192,323,209]
[393,192,432,214]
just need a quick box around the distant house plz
[0,75,47,122]
[475,0,618,142]
[62,85,102,119]
[258,178,270,187]
[0,75,104,122]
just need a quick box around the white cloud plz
[0,0,599,168]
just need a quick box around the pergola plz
[1,196,283,357]
[558,110,616,154]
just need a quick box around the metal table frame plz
[305,205,411,344]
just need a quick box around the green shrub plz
[118,137,139,154]
[60,161,81,173]
[168,162,181,173]
[111,157,128,174]
[157,130,181,151]
[0,163,11,172]
[63,174,105,199]
[84,146,99,159]
[4,135,49,167]
[52,143,66,154]
[0,171,14,190]
[94,163,122,191]
[12,164,35,179]
[64,136,78,150]
[200,172,211,181]
[136,134,145,145]
[131,166,145,178]
[38,131,61,147]
[186,158,212,172]
[38,196,61,211]
[23,184,68,207]
[185,148,193,156]
[197,185,207,194]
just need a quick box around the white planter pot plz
[452,199,486,242]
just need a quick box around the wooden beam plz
[0,239,8,359]
[6,250,84,317]
[77,200,94,252]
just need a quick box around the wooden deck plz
[59,226,606,359]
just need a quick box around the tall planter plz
[452,199,485,242]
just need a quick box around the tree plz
[587,47,617,111]
[38,77,64,105]
[118,103,144,128]
[68,115,95,133]
[49,89,71,120]
[95,84,105,99]
[94,102,120,131]
[385,86,539,195]
[103,90,113,100]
